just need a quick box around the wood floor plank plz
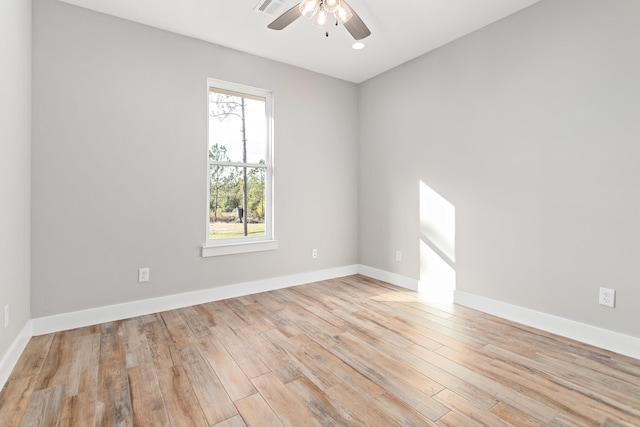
[95,363,132,427]
[235,392,284,427]
[65,332,100,397]
[433,388,513,427]
[59,391,97,427]
[485,352,637,425]
[490,401,547,426]
[568,354,640,390]
[261,329,343,392]
[299,337,386,396]
[266,309,306,338]
[0,376,37,425]
[59,334,100,426]
[127,363,170,427]
[251,372,322,427]
[215,415,248,427]
[340,324,499,410]
[550,411,598,427]
[190,303,219,327]
[252,291,294,313]
[324,333,449,421]
[391,309,487,350]
[324,383,405,426]
[156,366,208,427]
[392,298,454,320]
[177,345,237,425]
[601,418,637,427]
[5,335,53,381]
[288,285,349,312]
[144,319,179,371]
[372,392,439,427]
[33,330,77,391]
[177,306,215,339]
[407,343,560,423]
[333,331,445,397]
[203,300,249,329]
[211,323,271,379]
[485,343,640,415]
[99,321,125,367]
[436,411,476,427]
[285,377,351,426]
[234,327,302,384]
[2,275,638,427]
[223,299,274,334]
[331,308,416,349]
[197,336,256,401]
[275,304,343,338]
[160,310,198,350]
[19,384,65,427]
[122,318,153,369]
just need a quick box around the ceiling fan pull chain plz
[325,10,329,37]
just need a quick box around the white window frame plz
[202,78,276,257]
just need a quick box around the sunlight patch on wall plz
[419,181,456,302]
[419,241,456,302]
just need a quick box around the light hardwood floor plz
[1,275,639,426]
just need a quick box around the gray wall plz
[28,0,640,341]
[0,0,32,356]
[31,0,359,317]
[359,0,640,337]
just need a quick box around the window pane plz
[208,91,267,164]
[209,165,267,240]
[205,79,272,250]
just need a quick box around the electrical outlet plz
[138,267,150,283]
[312,249,318,259]
[396,250,402,262]
[599,287,615,308]
[4,305,9,328]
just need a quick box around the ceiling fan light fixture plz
[312,8,329,28]
[299,0,320,19]
[335,2,353,24]
[268,0,370,41]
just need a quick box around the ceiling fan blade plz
[268,3,302,30]
[342,0,371,40]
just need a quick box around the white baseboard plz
[0,320,33,390]
[454,290,640,360]
[31,265,359,336]
[358,265,419,291]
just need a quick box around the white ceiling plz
[58,0,541,83]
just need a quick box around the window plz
[202,79,275,257]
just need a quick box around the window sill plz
[202,240,278,257]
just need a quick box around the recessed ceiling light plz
[352,42,365,50]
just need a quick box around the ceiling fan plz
[268,0,371,40]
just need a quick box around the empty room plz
[1,0,639,425]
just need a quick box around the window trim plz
[202,78,276,257]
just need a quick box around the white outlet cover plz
[139,267,150,283]
[599,287,615,308]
